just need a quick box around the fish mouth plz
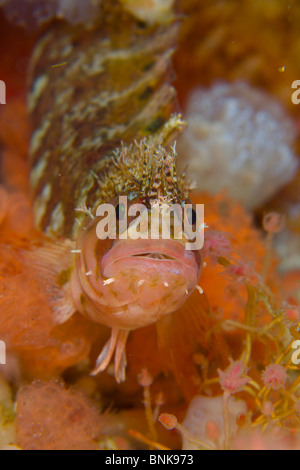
[132,253,180,260]
[101,238,201,280]
[74,237,203,331]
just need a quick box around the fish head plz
[71,142,203,331]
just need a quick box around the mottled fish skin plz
[28,0,181,238]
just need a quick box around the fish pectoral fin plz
[26,239,76,324]
[25,238,76,324]
[91,328,129,383]
[114,330,129,383]
[51,284,77,324]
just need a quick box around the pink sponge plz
[16,380,103,450]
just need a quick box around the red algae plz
[16,380,103,450]
[0,239,102,378]
[0,194,101,380]
[191,192,270,323]
[16,379,182,450]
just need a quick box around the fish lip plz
[101,238,200,275]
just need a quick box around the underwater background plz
[0,0,299,450]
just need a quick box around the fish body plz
[22,0,202,381]
[28,2,180,237]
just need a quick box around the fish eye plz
[116,203,126,221]
[186,206,197,226]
